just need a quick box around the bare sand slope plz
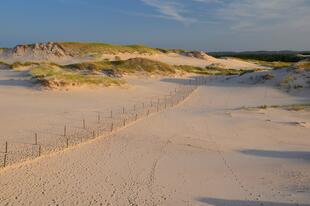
[0,77,309,205]
[0,69,180,144]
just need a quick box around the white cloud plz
[215,0,310,31]
[141,0,196,25]
[140,0,310,33]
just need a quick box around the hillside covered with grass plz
[58,42,160,57]
[29,64,123,88]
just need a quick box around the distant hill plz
[209,51,310,62]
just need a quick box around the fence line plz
[1,76,206,168]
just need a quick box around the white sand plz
[0,73,309,205]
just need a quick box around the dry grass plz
[30,65,123,88]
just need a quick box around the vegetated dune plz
[0,44,310,205]
[0,42,263,70]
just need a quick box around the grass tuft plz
[30,65,123,88]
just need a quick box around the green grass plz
[272,104,310,111]
[210,53,305,62]
[0,61,10,66]
[248,60,293,69]
[65,58,176,75]
[176,65,214,75]
[10,61,40,70]
[58,42,159,57]
[65,58,255,76]
[242,103,310,111]
[30,65,123,88]
[261,73,274,80]
[112,58,176,74]
[65,61,113,71]
[280,74,293,85]
[294,60,310,71]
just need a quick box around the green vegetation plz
[112,58,176,74]
[156,48,190,54]
[261,73,274,80]
[280,74,293,85]
[30,65,123,88]
[269,104,310,111]
[294,60,310,71]
[0,61,10,66]
[211,53,305,63]
[58,42,159,56]
[66,58,176,75]
[203,65,256,76]
[245,60,293,69]
[10,61,40,70]
[66,58,253,76]
[242,103,310,111]
[176,65,214,75]
[65,61,112,71]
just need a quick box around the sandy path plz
[0,78,310,205]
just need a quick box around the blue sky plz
[0,0,310,51]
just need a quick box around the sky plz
[0,0,310,51]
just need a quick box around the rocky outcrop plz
[12,42,67,58]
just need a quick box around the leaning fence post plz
[123,119,126,126]
[135,113,138,121]
[83,119,86,129]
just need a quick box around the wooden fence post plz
[35,133,38,145]
[64,125,67,137]
[93,130,96,138]
[98,113,101,123]
[3,154,7,167]
[38,145,41,157]
[111,123,114,132]
[5,141,8,154]
[83,119,86,129]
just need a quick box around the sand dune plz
[0,42,263,70]
[0,74,309,205]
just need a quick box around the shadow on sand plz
[0,79,34,87]
[240,149,310,161]
[196,197,310,206]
